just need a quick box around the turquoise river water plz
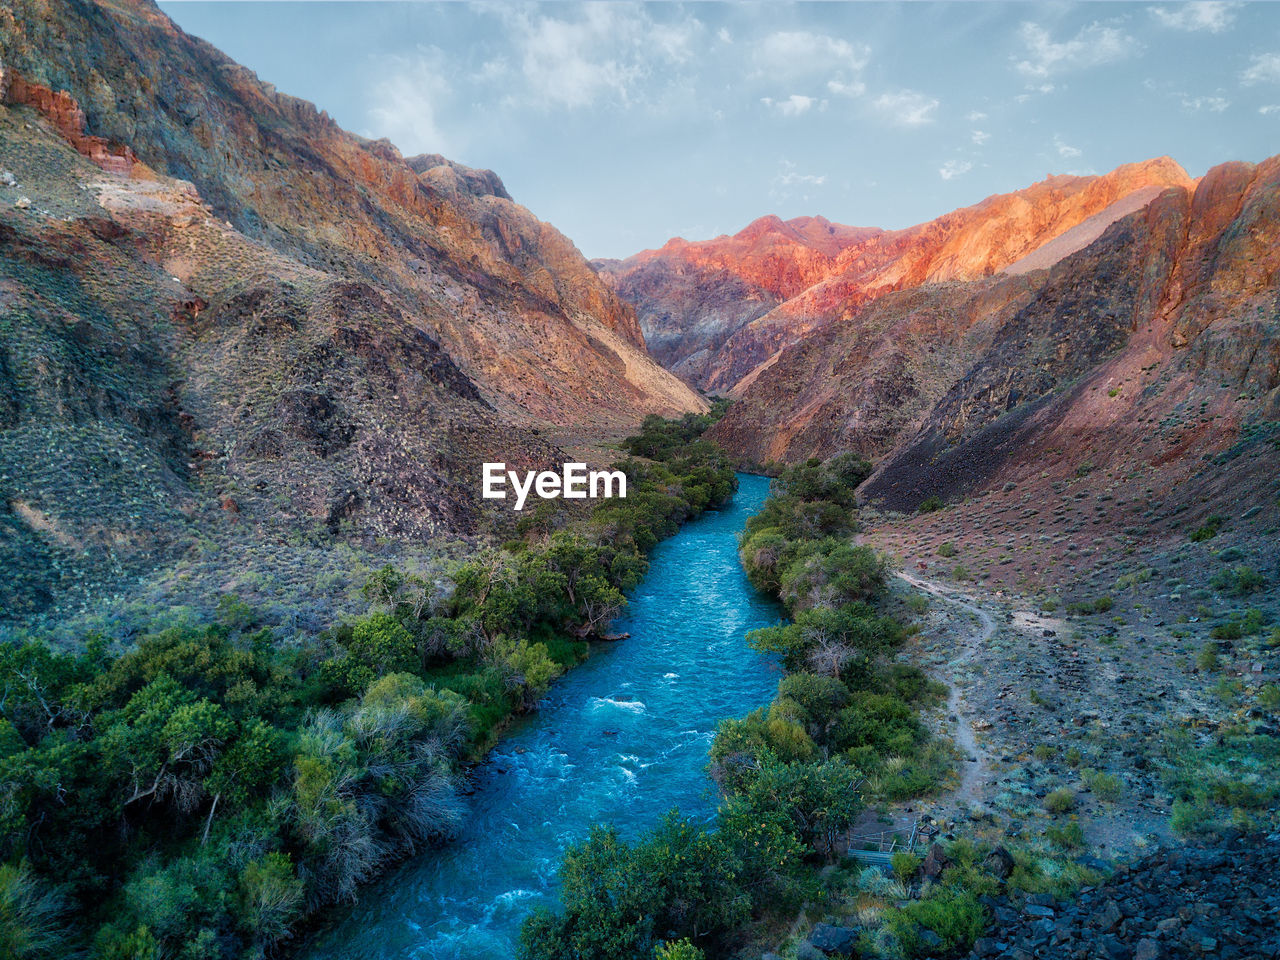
[300,473,783,959]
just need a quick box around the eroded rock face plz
[601,160,1193,392]
[0,0,703,618]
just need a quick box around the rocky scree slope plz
[0,0,703,623]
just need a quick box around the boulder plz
[983,845,1015,879]
[807,923,858,955]
[921,843,951,880]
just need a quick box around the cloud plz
[493,5,702,109]
[1015,21,1140,79]
[771,159,827,200]
[1261,104,1280,115]
[1181,94,1230,111]
[939,159,973,180]
[1242,53,1280,86]
[756,29,868,105]
[366,50,456,155]
[761,94,824,116]
[1150,2,1239,33]
[873,90,939,126]
[755,30,869,77]
[967,110,989,121]
[827,78,867,98]
[1054,135,1082,159]
[971,129,991,146]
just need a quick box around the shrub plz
[1044,788,1076,814]
[1196,643,1221,673]
[1082,769,1123,802]
[918,496,944,514]
[654,940,705,960]
[891,851,921,881]
[1046,822,1085,850]
[1189,516,1225,541]
[1210,565,1266,596]
[0,863,72,960]
[936,542,957,558]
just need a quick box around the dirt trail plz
[897,570,996,810]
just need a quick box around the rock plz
[922,843,950,879]
[971,937,1002,958]
[807,923,858,955]
[983,845,1015,879]
[0,170,15,186]
[1134,939,1162,960]
[14,196,30,209]
[1097,899,1124,932]
[918,928,943,951]
[795,942,825,960]
[1024,904,1055,919]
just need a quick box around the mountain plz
[0,0,703,622]
[595,215,882,383]
[609,157,1280,590]
[598,159,1193,392]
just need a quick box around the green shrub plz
[1046,822,1086,850]
[1082,769,1123,802]
[1044,788,1076,814]
[918,496,944,514]
[1189,516,1225,541]
[891,851,921,881]
[1210,565,1266,596]
[936,542,957,558]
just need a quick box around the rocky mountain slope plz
[608,157,1279,586]
[0,0,703,624]
[598,160,1192,392]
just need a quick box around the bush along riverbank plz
[0,410,735,959]
[519,456,1129,960]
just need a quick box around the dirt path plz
[897,570,996,810]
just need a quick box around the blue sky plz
[158,2,1280,259]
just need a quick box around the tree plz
[741,758,863,861]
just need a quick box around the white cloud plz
[1242,53,1280,86]
[967,110,989,121]
[756,29,869,107]
[1054,135,1082,159]
[939,159,973,180]
[493,5,702,109]
[827,78,867,98]
[762,94,823,116]
[1150,2,1240,33]
[971,129,991,146]
[366,50,456,155]
[1015,21,1140,79]
[873,90,939,126]
[755,30,869,76]
[1260,104,1280,115]
[771,159,827,200]
[1181,94,1230,111]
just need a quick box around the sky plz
[157,1,1280,259]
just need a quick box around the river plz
[299,473,782,959]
